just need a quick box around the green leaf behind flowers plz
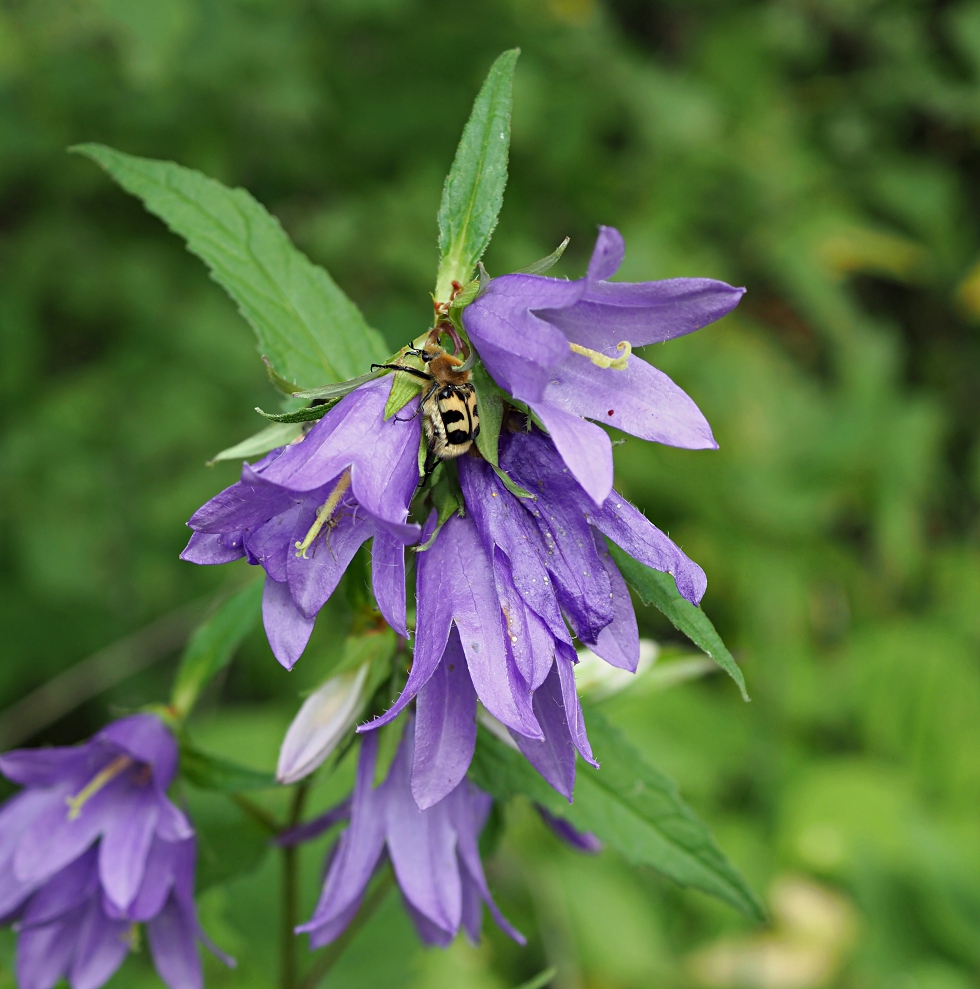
[180,744,276,792]
[435,49,519,301]
[171,581,263,718]
[73,143,389,388]
[470,708,765,922]
[608,542,749,701]
[208,423,302,465]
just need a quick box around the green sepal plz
[607,542,749,701]
[384,370,425,420]
[515,236,570,275]
[208,423,302,465]
[292,370,382,402]
[417,464,464,551]
[469,708,766,922]
[263,356,301,396]
[170,581,263,719]
[447,278,481,334]
[492,464,535,500]
[471,360,504,467]
[255,403,333,424]
[435,49,519,301]
[179,744,276,792]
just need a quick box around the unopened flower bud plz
[277,664,369,784]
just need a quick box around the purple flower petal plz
[98,786,158,911]
[179,530,245,565]
[98,714,178,788]
[555,645,596,767]
[446,782,525,946]
[589,534,640,672]
[358,514,454,732]
[262,575,315,670]
[0,749,88,790]
[589,494,707,606]
[457,456,567,641]
[371,528,409,638]
[285,499,373,620]
[69,897,130,989]
[544,352,716,450]
[586,225,625,282]
[155,801,193,843]
[274,799,350,848]
[257,378,422,538]
[382,728,462,933]
[297,733,386,939]
[21,849,98,928]
[126,837,178,922]
[187,465,299,534]
[530,400,613,507]
[16,905,81,989]
[243,503,302,581]
[411,628,478,810]
[146,895,203,989]
[511,664,576,800]
[540,277,745,352]
[402,899,455,947]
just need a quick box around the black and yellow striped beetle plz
[371,343,480,462]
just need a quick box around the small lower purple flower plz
[181,376,422,668]
[296,721,523,949]
[0,714,232,989]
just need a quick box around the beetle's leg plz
[370,363,431,381]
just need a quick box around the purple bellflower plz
[0,714,230,989]
[181,376,422,669]
[463,226,744,505]
[294,720,523,949]
[360,426,706,807]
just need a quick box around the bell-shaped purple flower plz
[181,377,422,668]
[462,226,744,504]
[360,426,706,806]
[295,721,522,949]
[0,714,231,989]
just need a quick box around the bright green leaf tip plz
[435,48,520,302]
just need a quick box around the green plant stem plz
[281,783,310,989]
[295,871,394,989]
[232,793,280,834]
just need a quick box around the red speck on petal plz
[607,409,615,416]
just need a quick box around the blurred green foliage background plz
[2,0,980,987]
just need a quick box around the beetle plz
[371,343,480,463]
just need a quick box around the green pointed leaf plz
[263,356,301,396]
[384,370,424,420]
[607,542,749,701]
[255,403,332,424]
[513,969,558,989]
[180,744,276,792]
[292,370,382,401]
[515,236,570,275]
[72,143,389,388]
[171,581,263,718]
[470,708,765,922]
[435,49,519,301]
[207,422,302,465]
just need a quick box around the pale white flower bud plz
[276,663,369,784]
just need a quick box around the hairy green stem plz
[281,783,310,989]
[295,871,394,989]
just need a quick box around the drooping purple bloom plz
[360,425,706,806]
[463,226,744,504]
[181,376,422,669]
[0,714,231,989]
[296,722,522,949]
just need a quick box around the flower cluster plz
[0,715,229,989]
[172,225,742,952]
